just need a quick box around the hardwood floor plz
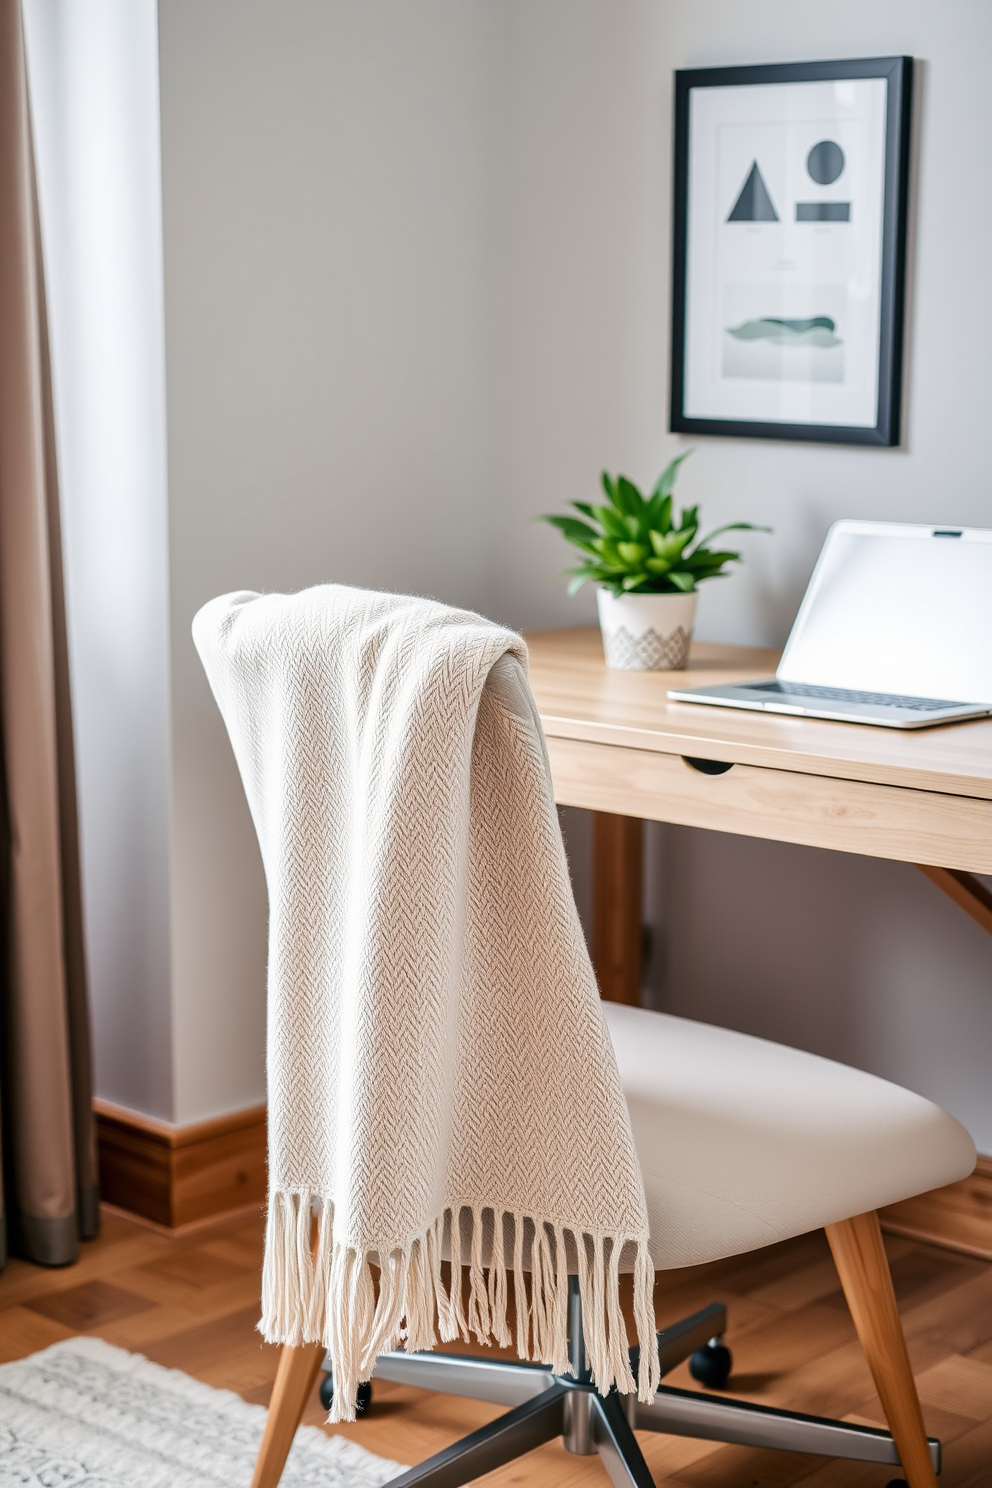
[2,1205,990,1487]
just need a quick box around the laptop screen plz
[777,521,992,704]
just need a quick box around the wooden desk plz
[529,628,992,869]
[526,627,992,1258]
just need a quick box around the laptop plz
[667,520,992,729]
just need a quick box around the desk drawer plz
[546,736,992,873]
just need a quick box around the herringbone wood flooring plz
[2,1206,990,1486]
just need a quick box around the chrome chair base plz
[324,1282,939,1487]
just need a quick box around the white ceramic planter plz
[596,588,698,671]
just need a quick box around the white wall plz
[25,0,174,1120]
[157,0,504,1120]
[36,0,992,1144]
[500,0,992,1151]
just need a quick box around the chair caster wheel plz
[689,1341,732,1389]
[319,1373,372,1414]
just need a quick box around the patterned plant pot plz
[596,589,698,670]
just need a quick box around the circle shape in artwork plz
[806,139,845,185]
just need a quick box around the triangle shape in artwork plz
[727,161,779,222]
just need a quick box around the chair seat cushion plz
[603,1003,977,1270]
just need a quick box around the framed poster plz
[670,57,912,446]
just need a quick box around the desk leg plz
[917,864,992,938]
[592,812,642,1005]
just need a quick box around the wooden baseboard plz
[94,1095,989,1260]
[880,1154,992,1260]
[94,1100,267,1229]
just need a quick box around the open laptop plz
[667,520,992,729]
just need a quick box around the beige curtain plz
[0,0,98,1268]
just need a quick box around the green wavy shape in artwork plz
[726,316,842,347]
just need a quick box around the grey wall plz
[503,0,992,1151]
[158,0,503,1120]
[49,0,990,1140]
[654,831,992,1153]
[497,0,992,642]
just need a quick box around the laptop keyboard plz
[743,681,963,712]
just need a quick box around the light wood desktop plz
[526,627,992,1258]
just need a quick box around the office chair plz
[251,998,973,1488]
[240,655,974,1488]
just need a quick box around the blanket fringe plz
[260,1193,660,1422]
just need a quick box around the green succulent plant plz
[540,452,770,596]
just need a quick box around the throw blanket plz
[193,586,659,1420]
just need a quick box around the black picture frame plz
[670,56,913,447]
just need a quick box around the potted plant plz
[539,453,769,670]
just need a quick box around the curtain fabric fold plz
[0,0,98,1269]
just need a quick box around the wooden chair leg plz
[250,1341,325,1488]
[825,1211,936,1488]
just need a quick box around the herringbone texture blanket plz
[193,586,659,1419]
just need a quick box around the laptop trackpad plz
[740,682,786,703]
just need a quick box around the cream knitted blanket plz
[193,586,659,1420]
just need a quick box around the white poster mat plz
[684,78,887,427]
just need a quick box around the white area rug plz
[0,1336,407,1487]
